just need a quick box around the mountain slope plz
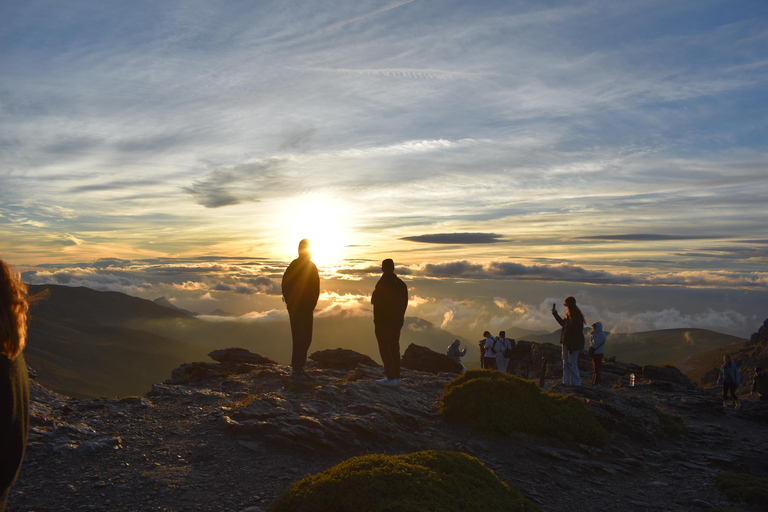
[522,327,747,366]
[24,284,466,398]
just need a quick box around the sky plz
[1,0,767,340]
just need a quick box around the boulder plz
[642,365,696,390]
[309,348,380,369]
[400,344,463,374]
[168,362,222,384]
[208,348,277,365]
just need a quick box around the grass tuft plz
[715,473,768,507]
[439,370,609,446]
[655,409,688,437]
[269,450,540,512]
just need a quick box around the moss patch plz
[715,472,768,507]
[655,409,688,437]
[439,370,609,446]
[269,450,540,512]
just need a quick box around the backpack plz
[499,338,513,358]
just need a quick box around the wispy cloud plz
[401,233,505,244]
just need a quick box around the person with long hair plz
[552,296,586,386]
[0,261,33,511]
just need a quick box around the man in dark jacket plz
[372,259,408,386]
[281,239,320,380]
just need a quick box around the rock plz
[400,344,463,374]
[168,362,222,383]
[208,348,277,365]
[642,365,696,390]
[308,348,380,369]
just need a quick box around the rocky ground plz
[7,345,768,512]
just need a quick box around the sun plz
[278,194,351,267]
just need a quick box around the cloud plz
[183,159,286,208]
[401,233,505,244]
[420,261,485,277]
[316,292,371,318]
[572,234,718,242]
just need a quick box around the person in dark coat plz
[552,296,586,386]
[751,367,768,400]
[372,259,408,386]
[1,261,33,511]
[281,239,320,380]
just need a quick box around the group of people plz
[282,239,408,387]
[3,245,768,508]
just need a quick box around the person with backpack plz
[718,355,742,409]
[494,331,513,373]
[588,322,607,386]
[482,331,497,370]
[552,296,586,386]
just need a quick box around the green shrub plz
[439,370,609,446]
[655,409,688,437]
[715,472,768,507]
[269,450,540,512]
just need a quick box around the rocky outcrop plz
[749,317,768,345]
[208,348,277,365]
[400,343,463,374]
[308,348,380,369]
[11,349,768,512]
[642,364,696,390]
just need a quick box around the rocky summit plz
[8,342,768,512]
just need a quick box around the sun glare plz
[278,195,351,267]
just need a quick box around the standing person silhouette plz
[1,261,39,511]
[281,239,320,381]
[372,259,408,387]
[552,296,585,386]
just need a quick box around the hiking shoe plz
[376,378,400,387]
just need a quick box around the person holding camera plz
[552,296,586,386]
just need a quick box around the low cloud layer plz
[401,233,505,244]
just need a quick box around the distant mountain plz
[26,285,209,398]
[24,284,466,398]
[606,328,747,366]
[205,308,238,317]
[519,326,747,367]
[153,297,197,316]
[505,327,549,340]
[668,318,768,387]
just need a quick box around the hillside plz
[523,327,746,366]
[670,318,768,387]
[25,284,465,398]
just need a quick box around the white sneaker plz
[376,378,400,387]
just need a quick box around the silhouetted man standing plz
[282,239,319,380]
[372,259,408,387]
